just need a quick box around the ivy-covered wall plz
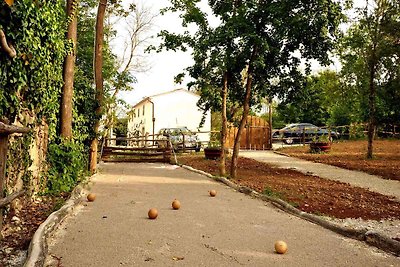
[1,1,92,199]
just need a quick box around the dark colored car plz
[272,123,339,144]
[157,127,201,151]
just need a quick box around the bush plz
[45,140,87,195]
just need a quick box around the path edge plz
[23,175,96,267]
[179,164,400,257]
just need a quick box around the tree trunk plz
[268,99,273,150]
[61,0,78,138]
[90,0,107,173]
[367,50,376,159]
[230,46,258,178]
[219,72,228,176]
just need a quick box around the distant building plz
[127,89,211,142]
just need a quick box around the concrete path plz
[45,163,399,266]
[241,150,400,200]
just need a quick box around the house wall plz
[127,99,153,138]
[127,90,211,143]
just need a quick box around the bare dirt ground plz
[0,195,67,266]
[277,140,400,181]
[177,155,400,221]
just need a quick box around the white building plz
[127,89,211,142]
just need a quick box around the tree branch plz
[0,190,26,208]
[0,29,17,58]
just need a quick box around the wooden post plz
[164,140,171,163]
[268,100,273,150]
[0,122,29,242]
[328,126,331,141]
[182,133,185,153]
[0,134,8,237]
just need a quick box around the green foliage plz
[338,0,400,126]
[50,198,66,214]
[76,1,137,140]
[276,71,342,126]
[114,117,128,137]
[348,123,367,140]
[46,140,87,195]
[157,0,345,122]
[0,0,141,196]
[72,67,98,146]
[6,132,33,190]
[0,0,66,138]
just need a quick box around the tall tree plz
[276,71,340,126]
[158,0,344,178]
[61,0,79,138]
[102,2,156,138]
[90,0,107,173]
[339,0,400,158]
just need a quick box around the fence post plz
[0,122,29,242]
[182,132,185,153]
[0,134,8,239]
[328,126,331,141]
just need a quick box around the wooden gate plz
[226,116,271,150]
[101,135,172,163]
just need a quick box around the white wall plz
[127,90,211,143]
[127,99,152,137]
[153,90,211,142]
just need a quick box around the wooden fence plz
[226,116,271,150]
[101,135,172,163]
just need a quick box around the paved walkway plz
[44,163,399,266]
[240,150,400,200]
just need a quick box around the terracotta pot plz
[310,142,331,153]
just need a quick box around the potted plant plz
[204,141,223,160]
[310,134,332,153]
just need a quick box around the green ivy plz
[0,1,96,196]
[0,0,66,139]
[5,132,33,191]
[45,140,88,195]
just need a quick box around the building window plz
[143,105,145,116]
[133,109,136,118]
[137,108,140,117]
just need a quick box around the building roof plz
[132,88,200,108]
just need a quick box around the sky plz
[115,0,368,107]
[115,0,197,106]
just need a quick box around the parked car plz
[157,127,201,151]
[272,123,339,144]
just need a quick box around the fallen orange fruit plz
[148,208,158,219]
[274,240,288,254]
[87,193,96,202]
[172,199,181,210]
[209,190,217,197]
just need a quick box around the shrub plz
[45,140,87,195]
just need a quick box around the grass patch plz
[263,187,283,199]
[263,187,300,208]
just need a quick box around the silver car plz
[157,127,201,151]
